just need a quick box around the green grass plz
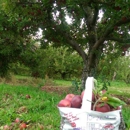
[0,77,130,129]
[15,74,130,88]
[110,80,130,87]
[53,79,72,87]
[0,84,64,130]
[15,75,72,87]
[15,75,31,80]
[122,106,130,129]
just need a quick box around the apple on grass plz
[26,94,31,99]
[15,117,20,123]
[19,123,27,130]
[58,99,71,107]
[65,94,75,102]
[3,125,10,130]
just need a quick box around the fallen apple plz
[58,99,71,107]
[26,94,31,99]
[71,95,82,108]
[95,103,110,113]
[65,93,75,102]
[19,123,27,130]
[3,125,9,130]
[15,117,20,123]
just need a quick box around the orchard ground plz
[0,75,130,129]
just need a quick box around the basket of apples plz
[57,77,126,130]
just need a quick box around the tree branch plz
[106,37,130,43]
[92,6,99,26]
[47,19,87,63]
[92,0,115,6]
[94,16,130,49]
[64,33,87,63]
[115,17,130,26]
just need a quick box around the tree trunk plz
[81,50,100,88]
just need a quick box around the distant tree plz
[112,55,130,83]
[97,41,122,80]
[0,7,39,77]
[41,46,83,79]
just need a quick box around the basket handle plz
[81,77,94,110]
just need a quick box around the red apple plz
[15,118,20,123]
[116,106,121,110]
[81,90,85,99]
[65,94,75,102]
[111,106,121,111]
[19,123,27,130]
[95,103,110,113]
[3,125,9,130]
[57,99,71,107]
[71,95,82,108]
[92,93,95,102]
[101,90,107,94]
[81,90,95,102]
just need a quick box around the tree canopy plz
[1,0,130,87]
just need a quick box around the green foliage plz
[100,77,110,91]
[40,46,83,79]
[112,56,130,83]
[71,79,82,94]
[122,107,130,129]
[10,63,31,76]
[10,45,83,79]
[0,7,36,77]
[1,0,130,84]
[98,54,130,83]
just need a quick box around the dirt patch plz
[41,86,72,95]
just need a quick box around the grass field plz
[0,84,64,130]
[0,76,130,129]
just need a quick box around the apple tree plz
[0,8,26,77]
[1,0,130,87]
[0,2,41,77]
